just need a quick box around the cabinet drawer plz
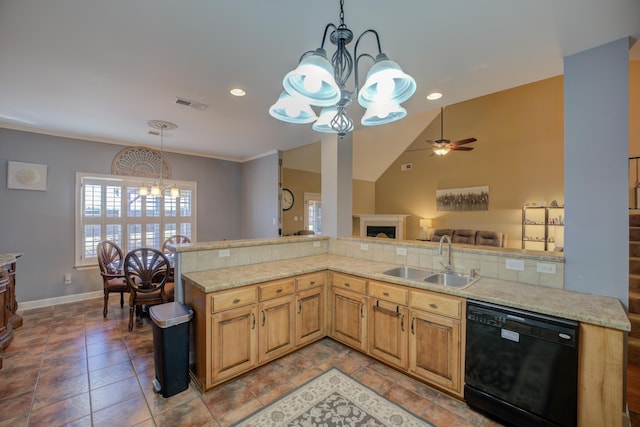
[296,272,326,291]
[211,287,257,313]
[369,281,407,305]
[259,279,295,301]
[331,272,367,294]
[410,291,462,319]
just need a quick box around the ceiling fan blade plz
[452,146,474,151]
[452,137,477,146]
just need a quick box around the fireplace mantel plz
[354,214,409,240]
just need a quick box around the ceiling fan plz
[409,107,477,156]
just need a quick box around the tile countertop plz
[182,253,630,332]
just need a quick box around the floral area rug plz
[232,368,435,426]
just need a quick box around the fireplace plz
[366,226,396,239]
[354,215,409,240]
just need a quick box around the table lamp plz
[419,218,432,240]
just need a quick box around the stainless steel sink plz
[424,272,477,287]
[382,266,434,281]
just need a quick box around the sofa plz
[430,229,507,248]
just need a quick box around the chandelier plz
[138,120,180,198]
[269,0,416,137]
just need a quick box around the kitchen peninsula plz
[174,236,629,427]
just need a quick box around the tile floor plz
[0,297,503,427]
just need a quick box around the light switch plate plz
[537,263,556,274]
[219,249,230,257]
[396,247,407,256]
[505,258,525,271]
[360,244,369,251]
[313,241,321,247]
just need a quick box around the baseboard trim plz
[18,291,103,311]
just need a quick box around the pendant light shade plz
[269,91,317,124]
[361,102,406,126]
[357,54,416,108]
[269,0,416,136]
[283,48,341,107]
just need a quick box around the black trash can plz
[149,302,193,398]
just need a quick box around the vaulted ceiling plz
[1,0,639,164]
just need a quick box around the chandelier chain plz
[339,0,345,27]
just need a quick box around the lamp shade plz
[361,102,406,126]
[312,107,354,134]
[433,145,450,156]
[269,91,318,124]
[283,48,341,107]
[419,218,432,228]
[358,54,416,108]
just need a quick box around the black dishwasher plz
[465,300,579,427]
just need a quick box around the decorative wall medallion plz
[7,161,48,191]
[111,146,171,179]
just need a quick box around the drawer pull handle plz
[360,304,365,318]
[276,288,282,293]
[383,292,389,297]
[251,313,256,329]
[411,317,415,334]
[374,300,401,317]
[310,280,316,285]
[429,303,438,309]
[233,298,240,304]
[262,310,266,326]
[298,301,302,314]
[401,314,405,332]
[345,282,350,287]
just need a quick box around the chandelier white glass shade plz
[138,120,180,198]
[269,0,416,137]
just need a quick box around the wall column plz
[564,37,630,307]
[321,133,353,237]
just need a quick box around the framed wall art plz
[7,161,48,191]
[436,186,489,211]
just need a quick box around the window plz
[304,192,322,235]
[75,172,196,267]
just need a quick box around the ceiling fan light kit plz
[428,107,477,156]
[269,0,416,137]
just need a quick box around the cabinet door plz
[368,298,408,369]
[409,308,462,394]
[331,287,367,351]
[211,304,258,383]
[259,294,296,363]
[296,287,325,347]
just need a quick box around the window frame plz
[303,192,322,235]
[75,172,197,268]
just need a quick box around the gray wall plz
[240,152,280,239]
[0,128,242,302]
[564,38,629,307]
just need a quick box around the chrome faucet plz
[438,234,453,273]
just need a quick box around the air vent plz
[401,163,413,171]
[173,97,209,111]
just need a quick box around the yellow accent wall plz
[375,76,565,246]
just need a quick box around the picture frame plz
[7,161,48,191]
[436,185,489,211]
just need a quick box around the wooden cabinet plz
[258,279,296,363]
[295,272,326,347]
[409,289,464,396]
[211,303,258,383]
[186,272,327,391]
[368,281,408,369]
[331,273,368,351]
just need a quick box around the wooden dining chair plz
[97,240,129,317]
[123,248,175,331]
[162,235,191,253]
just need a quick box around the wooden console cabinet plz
[0,255,23,369]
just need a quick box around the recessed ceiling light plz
[230,88,246,97]
[427,92,443,101]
